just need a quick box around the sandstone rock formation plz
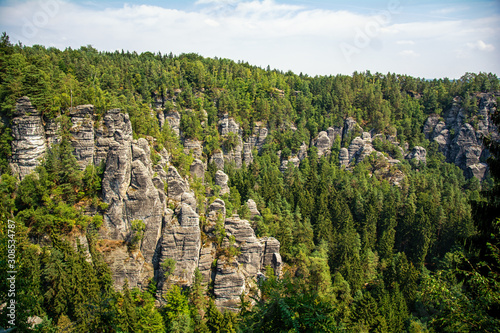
[10,97,47,179]
[69,105,95,169]
[215,170,230,195]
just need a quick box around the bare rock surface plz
[10,97,47,179]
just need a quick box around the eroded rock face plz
[313,131,332,157]
[183,139,203,158]
[339,148,349,167]
[210,151,225,170]
[101,242,154,291]
[247,199,260,219]
[213,216,282,311]
[190,159,205,181]
[100,111,133,240]
[406,146,427,164]
[158,204,201,287]
[10,97,47,179]
[69,105,95,169]
[422,94,498,179]
[165,110,181,136]
[215,170,230,195]
[128,140,163,264]
[214,260,246,311]
[219,115,241,136]
[167,166,189,202]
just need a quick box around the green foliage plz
[129,219,145,248]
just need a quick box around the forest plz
[0,32,499,332]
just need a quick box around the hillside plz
[1,33,499,332]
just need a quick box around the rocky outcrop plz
[247,199,261,219]
[313,131,332,157]
[215,170,230,195]
[214,215,282,311]
[339,148,349,167]
[158,204,201,289]
[190,159,205,181]
[101,242,154,291]
[166,166,189,202]
[69,105,95,169]
[183,139,203,158]
[406,146,427,164]
[210,151,225,170]
[100,110,134,240]
[10,97,47,179]
[219,115,241,136]
[165,110,181,136]
[423,93,498,179]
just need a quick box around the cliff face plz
[9,97,281,311]
[424,93,499,180]
[8,92,498,309]
[10,97,47,179]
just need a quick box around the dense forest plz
[0,32,499,332]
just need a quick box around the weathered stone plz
[210,151,225,170]
[214,260,245,311]
[313,131,331,157]
[243,143,254,165]
[69,105,95,169]
[198,241,216,283]
[225,216,264,276]
[247,199,260,219]
[10,97,47,179]
[357,143,376,162]
[101,134,133,240]
[207,198,226,224]
[181,191,197,211]
[219,115,241,136]
[347,137,365,162]
[183,139,203,158]
[167,166,189,202]
[94,109,133,166]
[224,135,243,168]
[297,142,308,161]
[466,163,488,181]
[339,148,349,167]
[406,146,427,164]
[190,158,205,181]
[100,242,154,291]
[451,123,481,170]
[158,206,201,286]
[165,110,181,136]
[327,126,343,145]
[127,156,163,264]
[342,117,363,145]
[215,170,230,195]
[260,237,282,276]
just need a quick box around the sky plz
[0,0,499,78]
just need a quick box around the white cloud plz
[396,40,415,45]
[0,0,498,78]
[467,40,495,52]
[398,49,419,57]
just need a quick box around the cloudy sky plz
[0,0,499,78]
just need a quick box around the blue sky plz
[0,0,499,78]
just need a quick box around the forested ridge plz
[0,32,499,332]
